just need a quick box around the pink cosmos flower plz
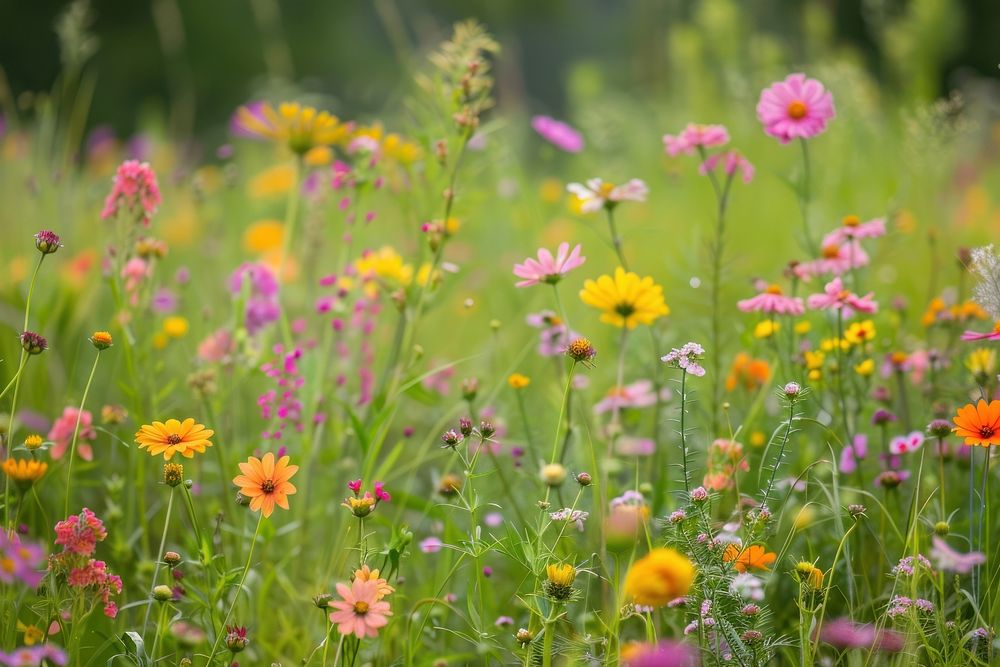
[824,216,887,244]
[806,277,878,316]
[47,407,96,461]
[593,380,667,414]
[513,243,586,287]
[567,178,648,213]
[839,434,869,475]
[329,579,392,639]
[526,311,580,357]
[100,160,162,225]
[756,73,835,143]
[930,536,985,574]
[531,116,584,153]
[961,322,1000,341]
[0,532,45,587]
[662,123,730,156]
[699,151,754,184]
[889,431,924,455]
[737,284,804,315]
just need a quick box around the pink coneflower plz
[756,73,835,143]
[930,536,985,574]
[961,321,1000,341]
[824,215,887,244]
[100,160,161,225]
[806,277,878,316]
[567,178,648,213]
[531,116,584,153]
[328,579,392,639]
[513,243,585,287]
[699,151,754,184]
[593,380,666,414]
[795,241,869,279]
[47,407,96,461]
[737,284,804,315]
[662,123,730,156]
[889,431,924,455]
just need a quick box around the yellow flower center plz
[765,284,783,295]
[598,182,616,197]
[842,214,860,227]
[615,302,636,317]
[787,100,808,119]
[822,244,840,259]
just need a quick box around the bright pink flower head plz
[819,618,904,652]
[889,431,924,455]
[373,481,391,502]
[930,536,986,574]
[698,150,754,184]
[806,277,878,316]
[328,579,392,639]
[513,242,586,287]
[100,160,161,225]
[663,123,729,156]
[737,284,804,315]
[961,321,1000,341]
[825,215,887,244]
[47,407,96,461]
[757,73,835,143]
[531,116,584,153]
[54,508,107,557]
[347,479,362,494]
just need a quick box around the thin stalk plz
[206,514,264,665]
[549,363,577,462]
[604,206,628,270]
[679,370,691,493]
[64,350,102,517]
[142,487,175,631]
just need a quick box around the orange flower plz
[232,452,299,517]
[722,543,776,572]
[135,419,214,460]
[354,564,394,600]
[952,399,1000,447]
[725,353,771,392]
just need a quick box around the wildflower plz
[623,548,696,607]
[163,551,182,567]
[48,408,95,461]
[354,564,394,599]
[794,561,824,589]
[19,332,47,356]
[50,509,121,617]
[844,320,876,345]
[531,115,584,153]
[440,429,463,449]
[235,102,350,155]
[891,554,932,577]
[753,319,780,339]
[730,574,764,601]
[965,348,996,377]
[89,331,113,350]
[825,215,887,244]
[725,353,771,391]
[969,245,1000,319]
[952,399,1000,447]
[930,536,985,573]
[100,160,161,225]
[328,578,392,639]
[228,263,280,334]
[756,73,835,143]
[163,317,189,338]
[960,321,1000,342]
[723,543,776,572]
[16,621,44,646]
[437,474,462,496]
[839,434,868,474]
[662,123,729,155]
[162,462,184,487]
[661,342,706,376]
[567,178,648,213]
[34,230,62,255]
[927,419,952,438]
[232,452,299,518]
[543,563,576,601]
[594,380,666,414]
[738,283,805,316]
[224,625,249,653]
[513,242,585,287]
[703,438,749,491]
[135,418,214,460]
[621,640,698,667]
[2,459,47,489]
[855,358,875,376]
[152,585,173,601]
[515,628,534,646]
[819,618,904,652]
[565,337,597,364]
[806,277,878,315]
[541,463,567,487]
[507,373,530,389]
[872,409,896,426]
[690,487,708,502]
[699,150,755,183]
[0,533,44,587]
[889,431,924,455]
[419,537,443,554]
[848,504,867,518]
[22,435,43,451]
[580,268,670,329]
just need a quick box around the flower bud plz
[541,463,567,487]
[152,585,173,601]
[20,331,47,355]
[163,463,184,487]
[34,230,62,255]
[479,420,495,438]
[515,628,534,645]
[458,418,473,438]
[934,521,950,536]
[224,625,249,653]
[89,331,113,350]
[575,472,592,487]
[313,593,334,608]
[163,551,182,567]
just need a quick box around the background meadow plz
[1,1,1000,665]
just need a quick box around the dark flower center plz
[261,479,276,494]
[615,302,636,317]
[167,434,182,445]
[979,426,995,439]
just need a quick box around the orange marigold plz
[723,543,776,572]
[232,452,299,518]
[952,399,1000,447]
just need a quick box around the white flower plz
[567,178,649,213]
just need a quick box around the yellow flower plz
[163,317,189,338]
[16,622,43,646]
[623,548,696,607]
[354,564,395,599]
[854,358,875,376]
[2,459,47,487]
[508,373,531,389]
[382,133,423,164]
[820,337,849,352]
[844,320,876,345]
[967,348,997,377]
[152,333,169,350]
[808,369,822,381]
[90,331,113,350]
[244,220,284,254]
[793,506,815,531]
[304,145,333,167]
[794,561,824,589]
[543,563,577,601]
[579,268,669,329]
[794,320,812,335]
[23,435,43,450]
[754,319,780,339]
[355,247,413,287]
[236,102,350,155]
[248,164,295,199]
[135,418,214,460]
[749,431,766,447]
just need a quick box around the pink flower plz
[526,311,579,357]
[662,123,730,156]
[819,618,904,652]
[839,434,868,475]
[795,240,869,280]
[347,479,362,494]
[593,380,666,414]
[0,533,45,587]
[197,328,235,363]
[698,151,754,184]
[737,284,804,315]
[53,508,107,556]
[616,437,656,457]
[47,407,96,461]
[373,481,391,502]
[961,322,1000,341]
[419,537,443,554]
[806,277,878,316]
[824,216,887,244]
[328,579,392,639]
[531,116,584,153]
[100,160,161,225]
[757,73,835,143]
[889,431,924,455]
[930,536,985,574]
[567,178,648,213]
[513,243,586,287]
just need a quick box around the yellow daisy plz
[579,267,669,329]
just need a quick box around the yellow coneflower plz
[235,102,351,155]
[3,459,48,488]
[544,563,577,600]
[135,418,214,460]
[579,268,669,329]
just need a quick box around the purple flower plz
[531,116,584,153]
[0,533,44,587]
[228,263,280,335]
[819,618,904,652]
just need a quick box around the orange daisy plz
[135,419,214,460]
[232,452,299,518]
[952,399,1000,447]
[722,543,776,572]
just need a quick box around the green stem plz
[604,206,628,270]
[679,370,690,493]
[549,363,577,462]
[798,138,817,255]
[64,350,102,517]
[206,513,264,666]
[142,486,175,631]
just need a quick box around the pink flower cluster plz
[0,532,45,588]
[47,407,96,461]
[0,645,68,666]
[50,509,122,618]
[100,160,162,225]
[663,123,753,184]
[526,311,580,357]
[229,263,280,335]
[259,345,307,440]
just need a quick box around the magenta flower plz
[806,277,878,316]
[48,407,96,461]
[419,536,443,554]
[737,284,804,315]
[698,150,754,184]
[0,533,45,588]
[961,323,1000,341]
[839,434,868,474]
[567,178,648,213]
[824,216,887,244]
[625,640,698,667]
[930,536,985,574]
[757,73,835,143]
[889,431,924,455]
[100,160,161,225]
[531,116,584,153]
[663,123,729,156]
[513,243,586,287]
[229,263,280,335]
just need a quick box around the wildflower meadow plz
[1,2,999,665]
